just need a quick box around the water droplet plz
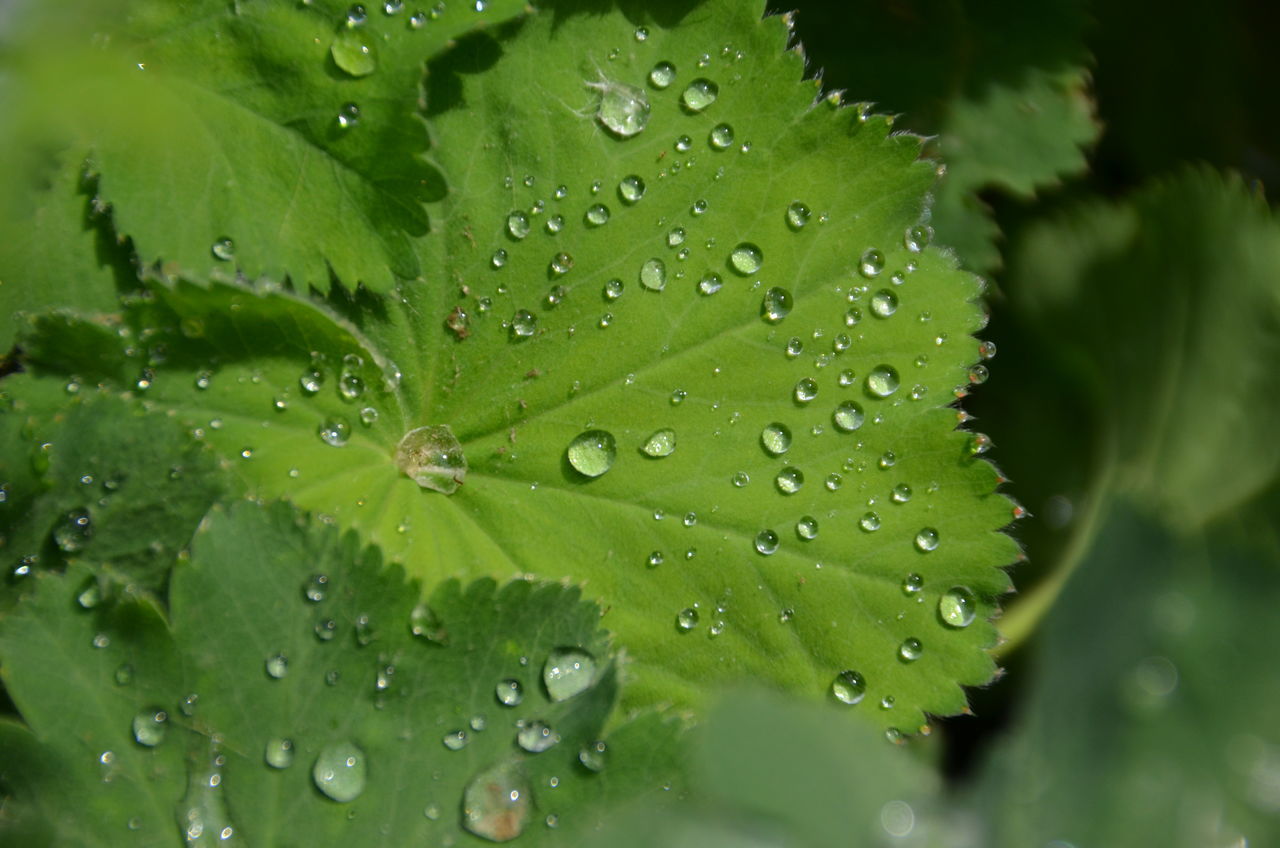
[264,653,289,679]
[832,670,867,705]
[731,470,750,487]
[825,473,843,491]
[786,201,811,230]
[898,638,923,662]
[211,238,235,261]
[681,78,719,112]
[914,527,940,552]
[336,101,360,129]
[785,337,804,357]
[646,551,665,568]
[939,586,976,628]
[832,401,865,432]
[670,389,687,405]
[761,287,793,323]
[901,573,923,595]
[264,737,295,769]
[132,708,167,746]
[870,289,898,318]
[549,253,573,277]
[754,529,779,555]
[299,366,324,395]
[590,78,650,138]
[496,679,524,707]
[516,720,560,753]
[904,224,931,253]
[639,258,667,291]
[794,377,818,403]
[878,450,897,470]
[844,307,862,328]
[633,25,648,41]
[394,424,468,494]
[775,466,804,495]
[676,607,699,631]
[303,573,328,602]
[566,430,616,478]
[443,730,470,751]
[507,210,531,239]
[649,61,676,88]
[697,271,723,295]
[667,226,687,247]
[866,365,900,398]
[796,515,819,540]
[338,372,365,402]
[331,28,377,77]
[891,483,912,504]
[880,695,896,710]
[315,618,337,641]
[542,648,596,701]
[312,742,366,803]
[978,340,997,360]
[641,429,676,457]
[359,406,379,427]
[578,740,608,772]
[859,512,881,532]
[968,364,989,385]
[585,203,610,227]
[618,175,646,204]
[859,248,885,278]
[708,123,734,149]
[729,242,762,275]
[318,417,351,447]
[54,508,92,552]
[545,214,565,235]
[462,761,529,842]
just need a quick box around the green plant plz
[2,1,1278,845]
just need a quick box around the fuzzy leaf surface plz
[0,500,681,845]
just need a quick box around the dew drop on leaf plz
[794,377,818,403]
[566,430,617,478]
[507,210,531,239]
[866,365,900,398]
[729,242,763,275]
[318,417,351,447]
[585,203,610,227]
[495,679,524,707]
[443,730,470,751]
[796,515,818,540]
[312,742,367,803]
[331,29,377,77]
[681,78,719,112]
[543,647,596,700]
[832,670,867,705]
[859,512,882,532]
[462,761,530,842]
[264,653,289,679]
[131,708,167,747]
[336,102,360,129]
[303,573,328,603]
[517,720,559,753]
[754,529,779,555]
[786,202,811,230]
[915,527,940,552]
[590,78,650,138]
[774,467,804,495]
[832,401,865,432]
[210,238,234,261]
[54,508,92,553]
[618,175,646,204]
[578,740,608,772]
[640,258,667,291]
[676,607,699,631]
[859,248,885,277]
[898,638,923,662]
[870,289,898,318]
[904,224,931,253]
[264,737,294,769]
[938,586,977,628]
[708,122,734,150]
[549,253,573,276]
[409,602,447,642]
[641,429,676,457]
[394,424,468,494]
[648,60,676,89]
[760,422,791,456]
[761,287,793,323]
[901,573,924,595]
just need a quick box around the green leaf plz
[0,373,227,605]
[7,0,528,293]
[8,0,1018,732]
[0,500,682,845]
[1007,167,1280,527]
[783,0,1098,273]
[970,498,1280,847]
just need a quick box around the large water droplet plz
[517,720,559,753]
[590,78,650,138]
[578,740,608,772]
[639,258,667,291]
[898,637,923,662]
[938,586,976,628]
[761,287,793,323]
[567,430,616,478]
[681,78,719,112]
[395,424,467,494]
[761,423,791,456]
[463,761,530,842]
[618,175,646,204]
[832,401,865,432]
[754,529,779,555]
[331,29,377,77]
[866,365,900,398]
[915,527,940,553]
[775,466,804,495]
[649,61,676,89]
[832,670,867,705]
[641,429,676,457]
[264,737,295,769]
[729,243,763,275]
[132,708,167,747]
[312,742,366,803]
[496,679,524,707]
[543,647,596,700]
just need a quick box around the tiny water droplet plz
[775,466,804,495]
[303,573,329,602]
[567,430,616,477]
[732,470,750,487]
[698,271,723,295]
[832,670,866,705]
[898,637,923,662]
[667,226,687,246]
[915,527,940,552]
[640,258,667,291]
[359,406,379,426]
[968,364,989,385]
[825,473,843,491]
[879,450,897,469]
[670,389,687,405]
[729,243,762,275]
[336,101,360,129]
[978,340,997,360]
[891,483,912,503]
[939,586,976,628]
[754,529,779,555]
[544,647,596,701]
[866,365,900,398]
[681,78,719,112]
[331,29,377,77]
[549,253,573,276]
[312,742,367,803]
[785,337,804,357]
